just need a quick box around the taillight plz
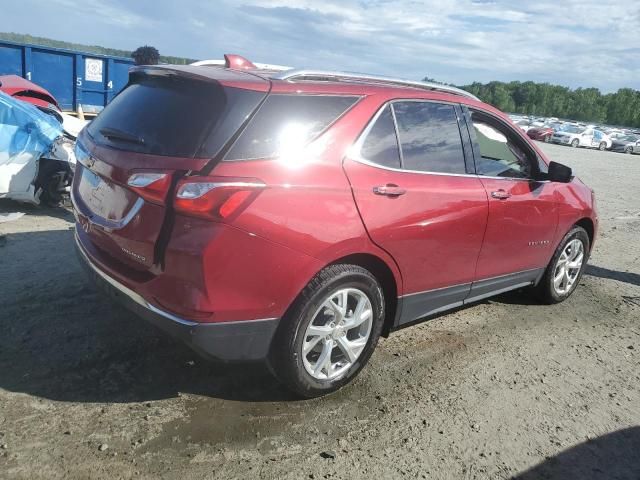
[127,172,171,205]
[174,177,265,220]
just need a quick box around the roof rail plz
[272,69,479,101]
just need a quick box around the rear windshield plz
[87,74,265,158]
[224,94,360,161]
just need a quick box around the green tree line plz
[458,80,640,128]
[0,32,196,65]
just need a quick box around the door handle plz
[373,184,406,197]
[491,189,511,200]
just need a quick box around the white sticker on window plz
[85,58,103,83]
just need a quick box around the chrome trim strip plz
[71,166,146,232]
[401,281,472,298]
[398,268,543,299]
[350,155,482,179]
[348,100,536,181]
[272,69,480,101]
[75,233,278,327]
[75,233,198,326]
[464,281,533,304]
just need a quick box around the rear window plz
[224,94,359,161]
[87,74,265,158]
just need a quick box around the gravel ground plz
[1,143,639,479]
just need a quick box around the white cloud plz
[1,0,638,91]
[232,0,640,91]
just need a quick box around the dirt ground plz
[1,143,639,480]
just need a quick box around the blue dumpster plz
[0,40,134,113]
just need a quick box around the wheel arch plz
[326,253,399,337]
[575,217,595,251]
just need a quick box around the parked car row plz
[508,114,639,155]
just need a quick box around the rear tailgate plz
[72,66,269,273]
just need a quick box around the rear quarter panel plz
[211,94,404,294]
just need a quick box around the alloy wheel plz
[553,239,585,295]
[301,288,373,380]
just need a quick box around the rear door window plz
[224,95,359,161]
[358,105,401,169]
[392,101,466,174]
[87,73,265,158]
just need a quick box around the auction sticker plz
[85,58,103,82]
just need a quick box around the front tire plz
[598,141,607,151]
[535,226,589,304]
[269,264,385,398]
[544,135,551,143]
[625,146,633,154]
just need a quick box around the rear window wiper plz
[99,127,145,145]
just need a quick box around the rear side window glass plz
[359,105,401,169]
[225,95,359,160]
[87,74,265,158]
[392,102,466,174]
[470,111,534,179]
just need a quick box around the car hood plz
[0,74,61,111]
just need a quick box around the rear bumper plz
[75,233,279,362]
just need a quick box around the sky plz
[2,0,639,92]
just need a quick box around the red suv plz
[72,55,598,397]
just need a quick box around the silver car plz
[610,134,640,154]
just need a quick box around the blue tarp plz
[0,90,62,161]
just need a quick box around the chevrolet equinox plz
[73,54,598,398]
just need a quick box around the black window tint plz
[225,95,359,160]
[360,105,401,169]
[392,102,466,174]
[87,74,265,158]
[470,111,533,179]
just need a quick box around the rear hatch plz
[72,66,269,273]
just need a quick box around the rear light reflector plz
[174,178,265,220]
[127,172,171,205]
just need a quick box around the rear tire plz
[598,141,606,151]
[571,139,579,148]
[534,226,589,304]
[269,264,385,398]
[544,135,551,143]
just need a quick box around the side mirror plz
[548,161,572,183]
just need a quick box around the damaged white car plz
[0,90,79,206]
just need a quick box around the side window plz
[225,95,359,161]
[359,105,401,169]
[392,101,466,174]
[469,111,535,179]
